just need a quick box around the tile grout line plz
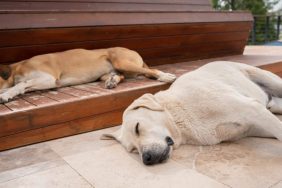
[269,179,282,188]
[62,159,95,188]
[46,145,95,187]
[171,147,233,188]
[0,159,64,185]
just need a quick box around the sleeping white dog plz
[102,61,282,165]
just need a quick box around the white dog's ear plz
[101,128,134,152]
[127,93,163,111]
[0,65,12,80]
[101,128,122,141]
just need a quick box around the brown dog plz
[0,47,176,103]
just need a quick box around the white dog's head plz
[102,93,180,165]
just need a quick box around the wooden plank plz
[0,109,124,151]
[145,49,245,66]
[0,84,168,137]
[21,92,58,107]
[0,2,212,13]
[139,40,246,61]
[72,84,115,95]
[0,104,12,115]
[1,0,211,5]
[41,90,77,102]
[4,98,35,111]
[0,32,249,64]
[0,12,253,30]
[0,22,252,47]
[56,87,93,98]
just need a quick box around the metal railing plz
[249,15,281,45]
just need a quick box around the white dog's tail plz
[238,63,282,97]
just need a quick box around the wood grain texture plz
[0,35,249,64]
[0,0,211,5]
[0,2,212,13]
[0,109,124,151]
[0,22,252,47]
[0,12,253,30]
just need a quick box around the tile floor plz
[1,126,282,188]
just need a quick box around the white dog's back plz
[155,61,282,145]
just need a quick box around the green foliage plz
[212,0,279,15]
[212,0,281,44]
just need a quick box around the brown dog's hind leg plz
[111,60,176,83]
[100,72,125,89]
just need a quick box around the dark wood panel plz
[145,49,245,66]
[0,22,252,47]
[140,41,246,60]
[0,2,212,13]
[0,32,250,64]
[0,109,123,151]
[0,84,168,137]
[1,0,211,5]
[0,12,253,29]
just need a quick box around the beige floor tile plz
[172,137,282,188]
[47,126,119,157]
[0,143,65,183]
[0,165,92,188]
[64,144,227,188]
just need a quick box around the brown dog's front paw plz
[0,93,10,104]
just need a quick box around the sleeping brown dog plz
[0,47,176,103]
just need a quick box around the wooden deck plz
[0,46,282,151]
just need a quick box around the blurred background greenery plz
[211,0,281,45]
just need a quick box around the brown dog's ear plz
[127,93,163,111]
[0,65,12,80]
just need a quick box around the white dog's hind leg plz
[0,73,57,103]
[246,102,282,140]
[267,97,282,114]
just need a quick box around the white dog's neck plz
[156,92,217,146]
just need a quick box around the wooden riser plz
[1,53,282,151]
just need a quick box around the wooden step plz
[1,47,282,151]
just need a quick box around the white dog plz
[102,61,282,165]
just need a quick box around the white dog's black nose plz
[165,136,174,146]
[142,152,154,165]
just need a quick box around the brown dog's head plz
[0,65,12,89]
[102,93,181,165]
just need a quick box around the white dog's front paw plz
[0,93,11,103]
[157,72,176,83]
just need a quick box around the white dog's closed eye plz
[135,122,140,136]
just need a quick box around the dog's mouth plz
[142,146,171,165]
